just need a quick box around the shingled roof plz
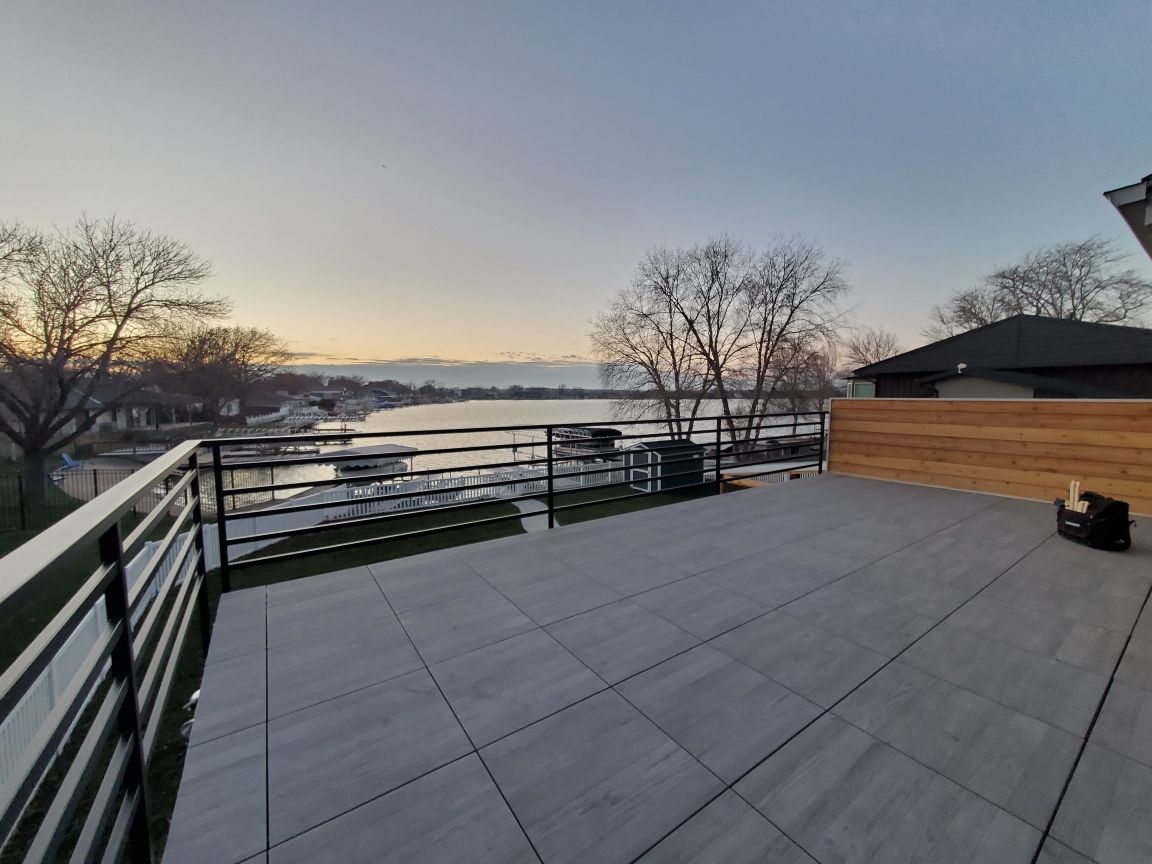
[853,314,1152,376]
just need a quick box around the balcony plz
[3,402,1151,863]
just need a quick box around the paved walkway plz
[512,498,549,532]
[164,475,1152,864]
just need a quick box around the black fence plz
[207,411,826,590]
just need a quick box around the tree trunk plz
[20,452,48,530]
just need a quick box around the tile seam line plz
[624,504,1043,864]
[263,588,270,857]
[716,527,1058,858]
[368,566,546,864]
[1027,574,1152,864]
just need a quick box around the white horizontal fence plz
[0,524,201,788]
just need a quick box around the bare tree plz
[162,324,293,421]
[0,216,226,511]
[843,326,903,369]
[591,235,847,445]
[590,247,714,435]
[925,237,1152,338]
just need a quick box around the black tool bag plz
[1056,491,1133,551]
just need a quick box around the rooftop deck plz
[164,474,1152,864]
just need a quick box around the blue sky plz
[3,1,1150,386]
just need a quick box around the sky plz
[3,1,1151,387]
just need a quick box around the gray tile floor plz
[163,475,1152,864]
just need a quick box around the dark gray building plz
[851,314,1152,399]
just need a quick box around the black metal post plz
[714,417,723,495]
[99,523,153,863]
[92,469,99,501]
[17,473,26,532]
[546,426,555,529]
[818,410,826,474]
[211,444,232,593]
[189,452,212,657]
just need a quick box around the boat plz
[552,426,622,460]
[322,444,418,474]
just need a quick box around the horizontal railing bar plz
[24,680,127,863]
[137,564,202,722]
[0,621,123,846]
[142,575,202,759]
[67,733,132,864]
[206,411,819,447]
[0,439,201,616]
[131,530,200,660]
[227,490,549,546]
[127,496,198,613]
[122,469,196,559]
[0,563,116,721]
[97,787,137,864]
[230,510,530,571]
[219,421,821,472]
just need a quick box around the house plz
[622,439,705,492]
[849,314,1152,398]
[1104,173,1152,260]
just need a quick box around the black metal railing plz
[0,441,208,863]
[0,409,824,862]
[206,411,826,590]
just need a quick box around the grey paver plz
[1115,636,1152,691]
[207,587,266,664]
[486,563,622,625]
[265,565,374,606]
[618,644,821,783]
[948,593,1127,676]
[577,550,693,595]
[632,576,767,640]
[1036,838,1099,864]
[481,689,722,864]
[267,616,422,718]
[369,554,490,613]
[1051,743,1152,864]
[901,622,1108,735]
[398,586,536,664]
[736,714,1039,864]
[636,791,816,863]
[266,578,394,648]
[267,668,471,844]
[546,599,699,684]
[782,585,936,656]
[1090,680,1152,767]
[711,611,888,708]
[430,628,605,746]
[268,755,538,864]
[164,725,266,864]
[834,660,1080,828]
[701,547,858,608]
[188,648,266,747]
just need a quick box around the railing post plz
[17,472,26,532]
[211,443,232,593]
[99,522,153,862]
[92,469,99,501]
[818,409,826,474]
[189,451,212,657]
[546,426,555,529]
[714,417,723,495]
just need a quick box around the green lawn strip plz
[547,483,719,526]
[229,499,525,589]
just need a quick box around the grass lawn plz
[547,482,720,526]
